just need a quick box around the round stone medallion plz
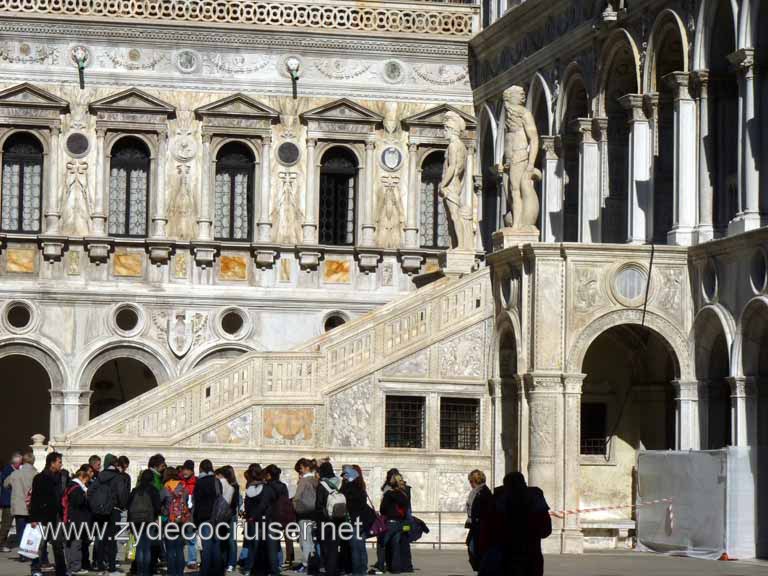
[65,132,90,158]
[277,141,300,166]
[380,146,403,171]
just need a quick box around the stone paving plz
[2,548,768,576]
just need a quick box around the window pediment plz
[90,88,175,128]
[0,83,68,124]
[196,93,278,134]
[402,104,477,143]
[302,98,382,139]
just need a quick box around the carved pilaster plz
[404,142,420,249]
[92,128,107,236]
[728,376,756,448]
[303,137,318,245]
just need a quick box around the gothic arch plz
[492,309,525,378]
[555,62,590,134]
[567,309,691,379]
[596,28,642,116]
[643,9,690,94]
[181,341,257,373]
[693,0,739,69]
[527,72,553,136]
[0,336,67,391]
[690,304,737,378]
[736,295,768,378]
[75,339,174,392]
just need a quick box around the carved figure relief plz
[656,268,682,311]
[171,111,197,163]
[501,86,541,231]
[439,324,484,378]
[383,102,399,136]
[327,379,373,448]
[529,401,554,455]
[314,58,371,80]
[60,160,92,236]
[383,348,429,377]
[202,412,251,445]
[439,473,470,512]
[167,164,197,240]
[440,111,474,251]
[205,53,270,74]
[375,175,404,249]
[575,267,600,311]
[272,172,303,244]
[174,253,187,279]
[103,48,166,71]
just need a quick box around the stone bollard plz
[30,434,49,470]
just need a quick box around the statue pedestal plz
[492,227,539,251]
[440,249,476,277]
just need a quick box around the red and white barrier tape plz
[549,498,673,519]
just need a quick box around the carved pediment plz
[301,98,383,125]
[89,88,175,117]
[0,82,69,111]
[195,93,279,120]
[402,104,476,130]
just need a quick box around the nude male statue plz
[499,85,541,231]
[439,111,474,251]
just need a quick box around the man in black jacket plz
[92,453,130,574]
[192,460,222,576]
[29,452,66,576]
[64,465,92,575]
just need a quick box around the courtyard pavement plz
[2,548,768,576]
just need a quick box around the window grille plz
[581,402,608,456]
[108,138,149,237]
[1,133,43,233]
[440,397,480,450]
[385,395,426,449]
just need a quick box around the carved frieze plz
[382,348,429,378]
[201,412,252,445]
[0,41,58,65]
[439,473,470,512]
[327,379,373,448]
[439,323,484,378]
[314,58,372,80]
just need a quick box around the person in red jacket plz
[179,460,198,569]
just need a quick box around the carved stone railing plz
[0,0,479,38]
[60,267,491,445]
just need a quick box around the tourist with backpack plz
[292,458,317,574]
[62,465,91,576]
[179,460,197,570]
[162,467,191,576]
[372,470,412,575]
[193,459,224,576]
[128,470,161,576]
[215,466,240,573]
[4,451,36,563]
[340,466,368,576]
[315,462,345,576]
[89,453,129,574]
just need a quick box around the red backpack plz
[167,483,191,524]
[61,485,79,524]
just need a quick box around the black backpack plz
[87,476,114,516]
[129,489,155,524]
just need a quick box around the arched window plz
[420,151,450,249]
[108,137,150,237]
[1,132,43,233]
[319,146,357,246]
[215,141,255,241]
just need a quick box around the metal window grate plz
[580,402,608,456]
[385,395,426,448]
[440,397,480,450]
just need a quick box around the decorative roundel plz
[175,50,200,74]
[381,60,405,84]
[380,146,403,172]
[65,132,90,159]
[701,258,719,303]
[749,247,768,295]
[612,263,648,307]
[2,300,36,334]
[215,306,251,341]
[110,303,144,337]
[277,142,301,167]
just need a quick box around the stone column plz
[152,130,168,238]
[303,138,317,244]
[664,72,697,246]
[729,376,757,447]
[572,118,600,243]
[562,374,584,553]
[524,373,563,552]
[198,134,213,240]
[45,126,61,234]
[594,117,609,207]
[698,380,710,449]
[404,143,419,248]
[464,142,476,208]
[692,71,714,243]
[672,380,701,450]
[539,136,562,242]
[728,49,761,234]
[92,128,107,235]
[489,377,505,488]
[361,141,376,246]
[619,94,653,244]
[258,135,273,242]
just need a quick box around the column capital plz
[562,373,585,394]
[618,94,648,123]
[95,127,107,138]
[728,376,756,398]
[540,135,560,160]
[672,380,700,400]
[569,117,595,144]
[663,71,693,100]
[408,142,418,153]
[728,48,755,78]
[523,372,564,395]
[365,141,376,151]
[262,135,272,146]
[306,137,317,148]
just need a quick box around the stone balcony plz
[0,0,480,39]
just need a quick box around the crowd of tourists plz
[0,451,429,576]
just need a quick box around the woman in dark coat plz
[465,470,493,572]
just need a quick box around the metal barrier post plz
[438,510,442,550]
